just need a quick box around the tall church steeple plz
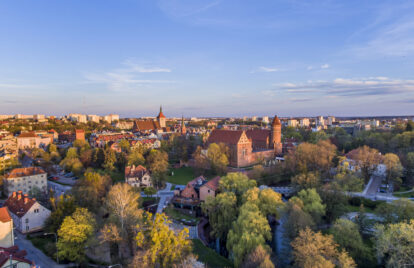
[157,105,166,128]
[181,115,187,135]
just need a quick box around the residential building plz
[327,116,335,125]
[125,165,152,188]
[115,121,134,130]
[199,176,220,201]
[300,118,310,127]
[287,119,298,127]
[261,116,269,124]
[68,113,87,123]
[5,191,51,233]
[87,114,101,123]
[317,116,325,126]
[0,208,14,248]
[16,132,51,149]
[33,114,45,121]
[3,167,47,196]
[251,116,257,121]
[0,246,33,268]
[103,114,119,123]
[172,176,207,212]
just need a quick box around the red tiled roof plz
[18,132,37,138]
[4,192,36,218]
[246,129,270,142]
[0,207,11,223]
[157,111,166,119]
[207,129,244,145]
[0,246,32,267]
[125,165,148,179]
[134,120,161,131]
[5,167,46,179]
[202,176,220,191]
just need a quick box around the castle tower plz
[271,115,282,155]
[180,115,187,135]
[157,106,166,128]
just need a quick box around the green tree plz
[127,148,145,166]
[374,220,414,268]
[291,172,321,190]
[347,146,382,183]
[406,152,414,185]
[119,139,131,153]
[219,172,256,204]
[284,200,315,239]
[227,202,272,267]
[375,198,414,224]
[330,219,373,266]
[72,172,111,212]
[103,147,116,171]
[383,153,403,186]
[242,244,274,268]
[146,149,169,188]
[206,143,229,175]
[135,212,191,267]
[57,208,96,264]
[143,186,157,197]
[292,228,356,268]
[202,192,238,240]
[46,195,77,233]
[242,187,284,218]
[291,188,326,223]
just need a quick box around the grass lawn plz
[344,204,375,214]
[164,207,199,225]
[393,191,414,198]
[27,235,56,258]
[191,239,233,268]
[90,168,124,183]
[167,167,195,185]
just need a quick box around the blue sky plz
[1,0,414,117]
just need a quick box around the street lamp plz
[44,232,58,264]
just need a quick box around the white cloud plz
[251,66,282,73]
[84,61,174,92]
[307,64,330,71]
[320,64,330,69]
[270,77,414,97]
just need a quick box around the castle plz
[207,116,282,167]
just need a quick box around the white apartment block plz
[87,114,101,123]
[261,116,269,124]
[327,116,336,125]
[287,119,298,127]
[3,167,47,196]
[69,113,87,123]
[300,118,310,127]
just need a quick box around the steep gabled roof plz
[202,176,221,191]
[0,246,32,267]
[207,129,244,145]
[246,129,271,142]
[5,192,36,218]
[17,132,37,138]
[272,116,281,126]
[134,120,161,131]
[0,207,11,223]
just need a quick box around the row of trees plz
[46,172,193,267]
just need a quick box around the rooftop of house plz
[4,192,37,218]
[0,246,32,267]
[125,165,148,178]
[201,176,221,191]
[0,207,11,223]
[5,167,46,179]
[17,132,37,138]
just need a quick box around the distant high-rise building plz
[251,116,257,121]
[69,113,87,123]
[300,118,310,127]
[317,116,325,126]
[87,114,100,123]
[327,116,335,125]
[287,119,298,127]
[261,116,269,124]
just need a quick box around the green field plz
[167,167,195,185]
[191,239,233,268]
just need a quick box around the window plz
[26,226,29,231]
[34,209,39,213]
[25,218,29,223]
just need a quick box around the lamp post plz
[44,232,58,264]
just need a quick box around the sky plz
[1,0,414,118]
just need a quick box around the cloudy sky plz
[1,0,414,117]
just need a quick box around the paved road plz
[156,182,174,214]
[363,175,383,196]
[15,232,64,268]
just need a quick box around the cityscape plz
[1,1,414,268]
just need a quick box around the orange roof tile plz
[5,167,46,179]
[5,193,36,218]
[207,129,244,145]
[0,207,11,223]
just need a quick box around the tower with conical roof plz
[180,115,187,135]
[157,106,166,128]
[271,115,282,155]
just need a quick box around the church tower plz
[157,106,166,128]
[180,115,187,135]
[271,115,282,155]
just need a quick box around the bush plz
[348,197,385,210]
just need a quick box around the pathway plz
[14,232,64,268]
[155,182,174,214]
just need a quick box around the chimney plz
[32,198,36,201]
[24,197,28,204]
[17,193,21,200]
[12,192,16,198]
